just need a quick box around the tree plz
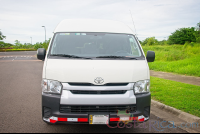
[34,42,43,50]
[14,40,23,49]
[0,30,6,40]
[15,40,21,46]
[168,27,196,45]
[141,37,158,46]
[194,22,200,43]
[158,39,168,45]
[197,22,200,31]
[0,41,13,48]
[0,41,5,48]
[139,40,142,44]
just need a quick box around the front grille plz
[60,105,136,114]
[70,90,127,94]
[68,83,129,86]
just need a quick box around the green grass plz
[149,56,200,77]
[151,76,200,117]
[0,49,36,52]
[142,44,200,76]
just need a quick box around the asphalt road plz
[0,51,188,133]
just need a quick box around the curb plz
[151,99,200,124]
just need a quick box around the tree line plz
[140,22,200,46]
[13,39,50,50]
[0,30,50,50]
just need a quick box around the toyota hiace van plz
[37,19,155,125]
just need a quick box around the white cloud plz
[0,0,200,44]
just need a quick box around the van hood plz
[44,59,149,84]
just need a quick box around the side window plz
[129,38,137,49]
[129,37,141,56]
[51,34,58,54]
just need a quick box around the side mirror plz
[146,51,155,62]
[37,48,46,60]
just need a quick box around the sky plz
[0,0,200,44]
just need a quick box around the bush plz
[158,40,168,45]
[34,43,43,50]
[141,37,158,46]
[168,27,197,45]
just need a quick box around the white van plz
[37,19,155,125]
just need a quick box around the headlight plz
[41,79,62,94]
[134,80,150,94]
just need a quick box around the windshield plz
[50,33,143,58]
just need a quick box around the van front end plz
[42,80,151,125]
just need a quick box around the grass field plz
[151,76,200,117]
[142,43,200,77]
[0,49,36,52]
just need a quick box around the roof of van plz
[54,19,134,34]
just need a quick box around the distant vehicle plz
[37,19,155,125]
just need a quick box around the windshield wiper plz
[95,56,138,60]
[124,57,138,60]
[50,54,91,59]
[95,56,124,59]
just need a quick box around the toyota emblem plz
[94,77,104,84]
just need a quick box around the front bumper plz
[42,93,151,124]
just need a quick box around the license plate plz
[120,117,130,121]
[89,115,109,124]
